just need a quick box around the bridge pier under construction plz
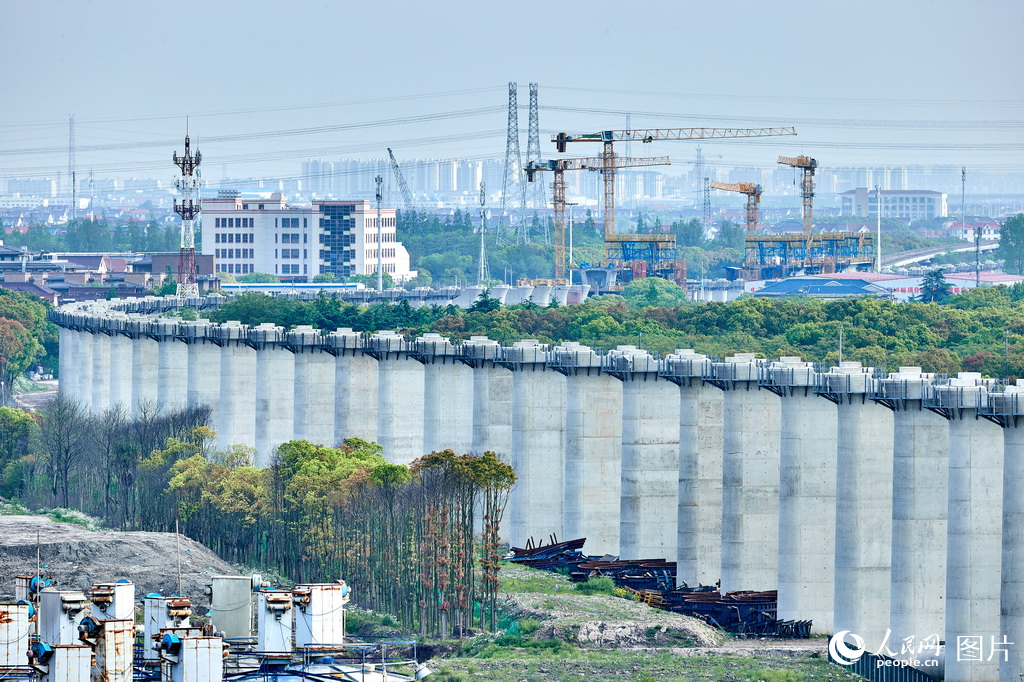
[53,296,1024,679]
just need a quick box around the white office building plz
[840,188,948,221]
[200,191,413,282]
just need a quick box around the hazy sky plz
[3,0,1022,184]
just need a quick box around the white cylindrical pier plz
[182,320,221,434]
[820,362,894,653]
[215,322,257,451]
[929,373,1003,682]
[326,328,378,445]
[128,319,157,416]
[995,383,1024,682]
[251,324,293,466]
[879,367,948,663]
[462,337,512,460]
[554,343,623,556]
[289,326,335,447]
[90,325,112,412]
[766,357,837,635]
[107,322,132,412]
[368,331,425,465]
[507,340,566,549]
[610,347,680,560]
[661,349,723,588]
[153,319,188,414]
[77,327,95,410]
[417,333,474,455]
[711,354,781,594]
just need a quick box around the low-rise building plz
[199,191,413,282]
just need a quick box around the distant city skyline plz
[3,1,1022,185]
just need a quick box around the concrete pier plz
[90,326,111,411]
[251,324,293,465]
[368,331,424,465]
[182,320,221,432]
[819,362,894,653]
[327,328,378,446]
[417,333,473,455]
[929,374,1004,682]
[77,327,95,410]
[764,357,837,634]
[506,340,566,548]
[994,383,1024,682]
[153,320,188,413]
[128,319,157,416]
[875,367,948,660]
[462,337,512,460]
[662,349,723,588]
[610,347,680,560]
[215,322,257,451]
[554,343,623,556]
[289,326,335,447]
[107,324,132,411]
[710,354,781,593]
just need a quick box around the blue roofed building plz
[751,277,893,300]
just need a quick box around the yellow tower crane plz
[709,181,763,238]
[777,155,818,235]
[525,155,670,282]
[552,127,796,239]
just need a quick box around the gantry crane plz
[777,155,817,234]
[709,181,763,238]
[552,127,796,238]
[387,147,414,210]
[525,155,670,282]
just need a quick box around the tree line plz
[2,218,182,254]
[206,281,1024,379]
[0,396,514,637]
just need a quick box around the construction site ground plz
[0,511,861,681]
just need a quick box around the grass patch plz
[498,562,575,594]
[0,501,103,530]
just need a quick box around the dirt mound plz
[504,591,724,648]
[0,515,241,612]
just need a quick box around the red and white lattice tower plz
[173,135,201,298]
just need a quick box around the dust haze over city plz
[7,1,1024,682]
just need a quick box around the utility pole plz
[478,180,488,285]
[965,166,978,287]
[68,115,76,224]
[375,175,384,292]
[875,185,882,272]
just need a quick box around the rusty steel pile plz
[508,537,811,638]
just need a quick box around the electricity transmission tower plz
[68,115,76,223]
[524,82,546,214]
[498,82,525,243]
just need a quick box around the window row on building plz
[215,248,254,259]
[215,233,253,243]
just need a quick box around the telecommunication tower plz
[173,134,202,298]
[478,180,489,285]
[498,82,524,243]
[524,83,546,212]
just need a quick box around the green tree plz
[717,220,746,250]
[920,270,951,303]
[312,273,339,283]
[671,218,705,248]
[999,214,1024,275]
[238,272,281,283]
[349,272,395,289]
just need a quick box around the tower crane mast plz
[387,147,414,210]
[777,155,817,235]
[710,181,763,239]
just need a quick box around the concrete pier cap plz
[325,327,361,352]
[214,320,248,343]
[550,342,602,370]
[248,322,284,345]
[712,352,762,382]
[766,356,815,387]
[821,360,875,394]
[662,349,711,379]
[504,339,549,364]
[285,324,322,350]
[606,345,659,374]
[367,330,406,352]
[461,335,500,361]
[414,332,457,357]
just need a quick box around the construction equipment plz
[387,147,414,209]
[525,155,670,282]
[777,155,817,234]
[710,181,763,238]
[551,127,796,241]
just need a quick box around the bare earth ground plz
[12,379,57,411]
[0,515,240,611]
